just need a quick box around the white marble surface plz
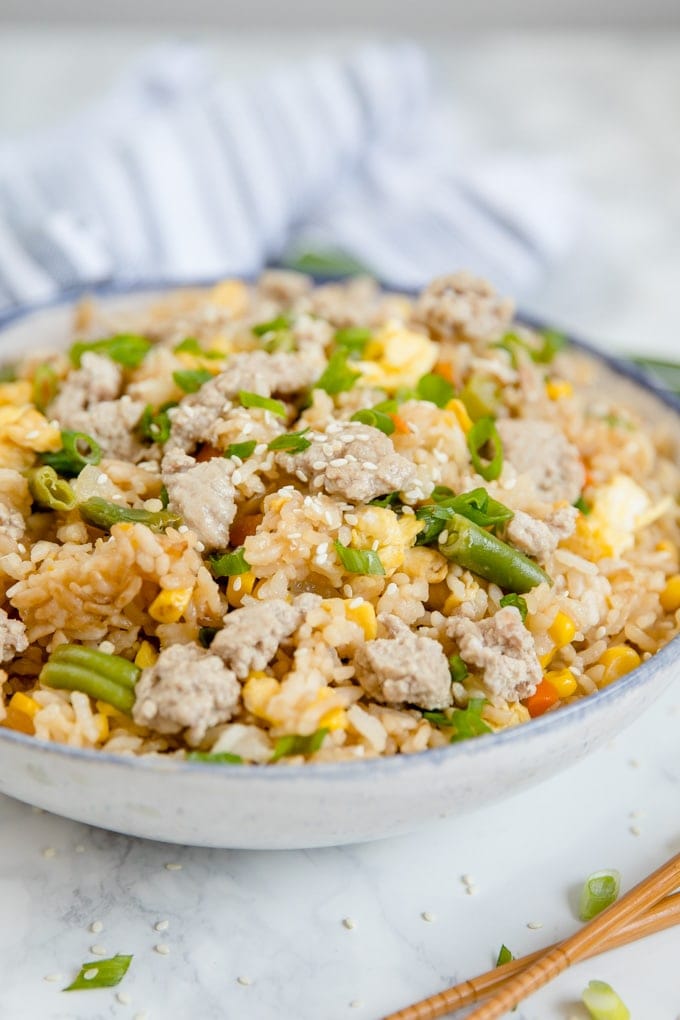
[1,29,680,1020]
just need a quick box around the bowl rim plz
[1,277,679,780]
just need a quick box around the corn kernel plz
[660,574,680,613]
[546,379,573,400]
[96,699,123,718]
[598,645,641,686]
[443,592,462,615]
[444,398,473,433]
[318,706,348,731]
[210,279,250,315]
[544,668,578,698]
[94,713,109,742]
[345,600,377,640]
[227,570,256,608]
[243,674,280,722]
[134,640,158,669]
[1,704,34,734]
[549,611,576,648]
[539,649,556,669]
[148,587,194,623]
[9,691,40,718]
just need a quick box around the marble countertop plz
[1,28,680,1020]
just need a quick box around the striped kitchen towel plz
[0,41,578,312]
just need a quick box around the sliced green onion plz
[369,491,403,510]
[534,328,566,364]
[271,728,329,762]
[32,363,59,411]
[334,326,372,357]
[252,314,292,337]
[438,512,550,593]
[282,247,367,277]
[159,484,169,509]
[334,541,385,576]
[267,429,312,453]
[582,980,630,1020]
[579,870,621,921]
[416,372,455,408]
[186,750,243,764]
[174,337,203,355]
[42,430,102,475]
[495,331,529,366]
[467,417,503,482]
[79,497,181,533]
[314,349,361,395]
[41,645,140,715]
[350,407,395,435]
[139,403,175,445]
[0,363,17,383]
[209,546,250,578]
[225,440,257,460]
[173,369,213,393]
[431,485,455,503]
[574,496,591,515]
[424,699,492,742]
[496,944,514,966]
[499,593,528,624]
[415,505,454,546]
[263,331,295,353]
[70,334,151,369]
[28,466,77,512]
[440,487,514,530]
[238,391,287,418]
[448,654,469,684]
[198,626,219,648]
[373,398,399,414]
[458,374,499,421]
[63,953,133,992]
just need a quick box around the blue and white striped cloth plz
[0,42,578,312]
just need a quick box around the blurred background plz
[1,3,679,354]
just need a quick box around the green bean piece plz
[42,430,102,475]
[40,645,141,715]
[28,466,77,512]
[32,363,59,411]
[438,512,550,593]
[79,497,181,533]
[467,417,503,482]
[458,374,499,421]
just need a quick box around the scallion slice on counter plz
[42,430,102,475]
[173,369,213,393]
[209,546,250,578]
[28,466,77,512]
[271,728,329,762]
[334,541,385,576]
[252,314,292,337]
[32,363,59,411]
[63,953,133,991]
[79,497,181,534]
[499,593,528,624]
[334,326,372,357]
[70,334,151,369]
[187,751,243,764]
[225,440,257,460]
[350,407,395,435]
[581,980,630,1020]
[41,645,140,715]
[238,391,287,418]
[579,870,621,921]
[496,944,514,966]
[467,417,503,482]
[314,349,361,395]
[416,372,455,408]
[267,429,312,453]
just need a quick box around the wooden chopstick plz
[384,863,680,1020]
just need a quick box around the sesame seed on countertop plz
[42,847,57,859]
[342,917,357,930]
[154,944,170,955]
[421,911,436,922]
[527,920,543,930]
[154,919,170,932]
[117,991,132,1005]
[164,862,182,871]
[237,975,253,986]
[43,974,62,983]
[89,920,104,934]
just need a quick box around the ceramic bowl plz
[1,286,678,849]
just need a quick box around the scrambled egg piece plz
[573,474,671,558]
[0,404,61,469]
[350,506,422,574]
[356,323,437,392]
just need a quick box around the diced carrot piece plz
[229,514,262,547]
[434,360,456,385]
[522,678,560,718]
[2,705,35,735]
[389,413,410,435]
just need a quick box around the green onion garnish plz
[186,750,243,764]
[79,497,181,533]
[334,541,385,576]
[173,369,213,393]
[238,391,287,418]
[252,314,292,337]
[198,626,219,648]
[534,328,566,364]
[448,654,469,684]
[499,593,528,624]
[350,407,395,435]
[574,496,591,515]
[267,429,312,453]
[32,363,59,411]
[63,953,133,992]
[467,417,503,482]
[579,870,621,921]
[42,430,102,476]
[70,334,151,369]
[139,403,175,445]
[582,980,630,1020]
[424,699,492,742]
[41,645,140,715]
[209,546,250,578]
[437,513,550,593]
[225,440,257,460]
[458,374,498,421]
[369,491,403,510]
[173,337,202,355]
[416,372,455,408]
[0,363,17,383]
[314,349,361,395]
[271,728,329,762]
[496,944,514,966]
[334,326,372,357]
[431,485,455,502]
[416,490,514,546]
[27,466,77,512]
[159,484,169,509]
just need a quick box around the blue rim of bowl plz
[1,276,679,780]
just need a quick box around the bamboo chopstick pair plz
[385,851,680,1020]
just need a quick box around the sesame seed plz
[349,597,364,608]
[342,584,353,597]
[133,1012,149,1020]
[232,470,242,485]
[42,847,57,859]
[74,844,85,853]
[83,968,99,981]
[461,874,474,885]
[117,991,132,1005]
[527,921,543,930]
[329,458,348,467]
[233,576,242,592]
[312,460,327,470]
[98,640,115,654]
[296,470,309,483]
[164,862,182,871]
[401,505,415,515]
[345,514,358,525]
[97,473,108,485]
[177,525,189,534]
[630,825,641,836]
[363,462,378,472]
[349,1000,362,1009]
[311,476,324,488]
[90,944,108,956]
[154,944,170,955]
[316,542,329,555]
[371,540,380,551]
[421,911,436,923]
[43,974,62,983]
[342,917,357,930]
[154,920,170,932]
[89,921,104,934]
[628,758,641,768]
[237,976,252,986]
[438,530,449,544]
[465,886,477,896]
[17,542,26,553]
[385,583,398,596]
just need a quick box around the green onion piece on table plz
[458,374,499,420]
[209,546,250,578]
[63,954,133,992]
[467,417,504,482]
[172,369,213,394]
[41,645,140,715]
[334,541,385,576]
[42,430,102,475]
[271,728,329,762]
[186,750,243,764]
[416,372,455,408]
[252,314,292,337]
[496,944,514,966]
[225,440,257,460]
[334,326,372,357]
[28,466,77,512]
[32,363,59,411]
[448,654,469,684]
[314,349,361,395]
[79,497,181,533]
[238,391,287,418]
[581,980,630,1020]
[173,337,203,355]
[578,869,621,921]
[267,429,312,453]
[70,334,151,368]
[499,593,528,623]
[350,407,395,435]
[0,363,17,383]
[438,512,550,593]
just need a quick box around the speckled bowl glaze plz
[1,285,679,849]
